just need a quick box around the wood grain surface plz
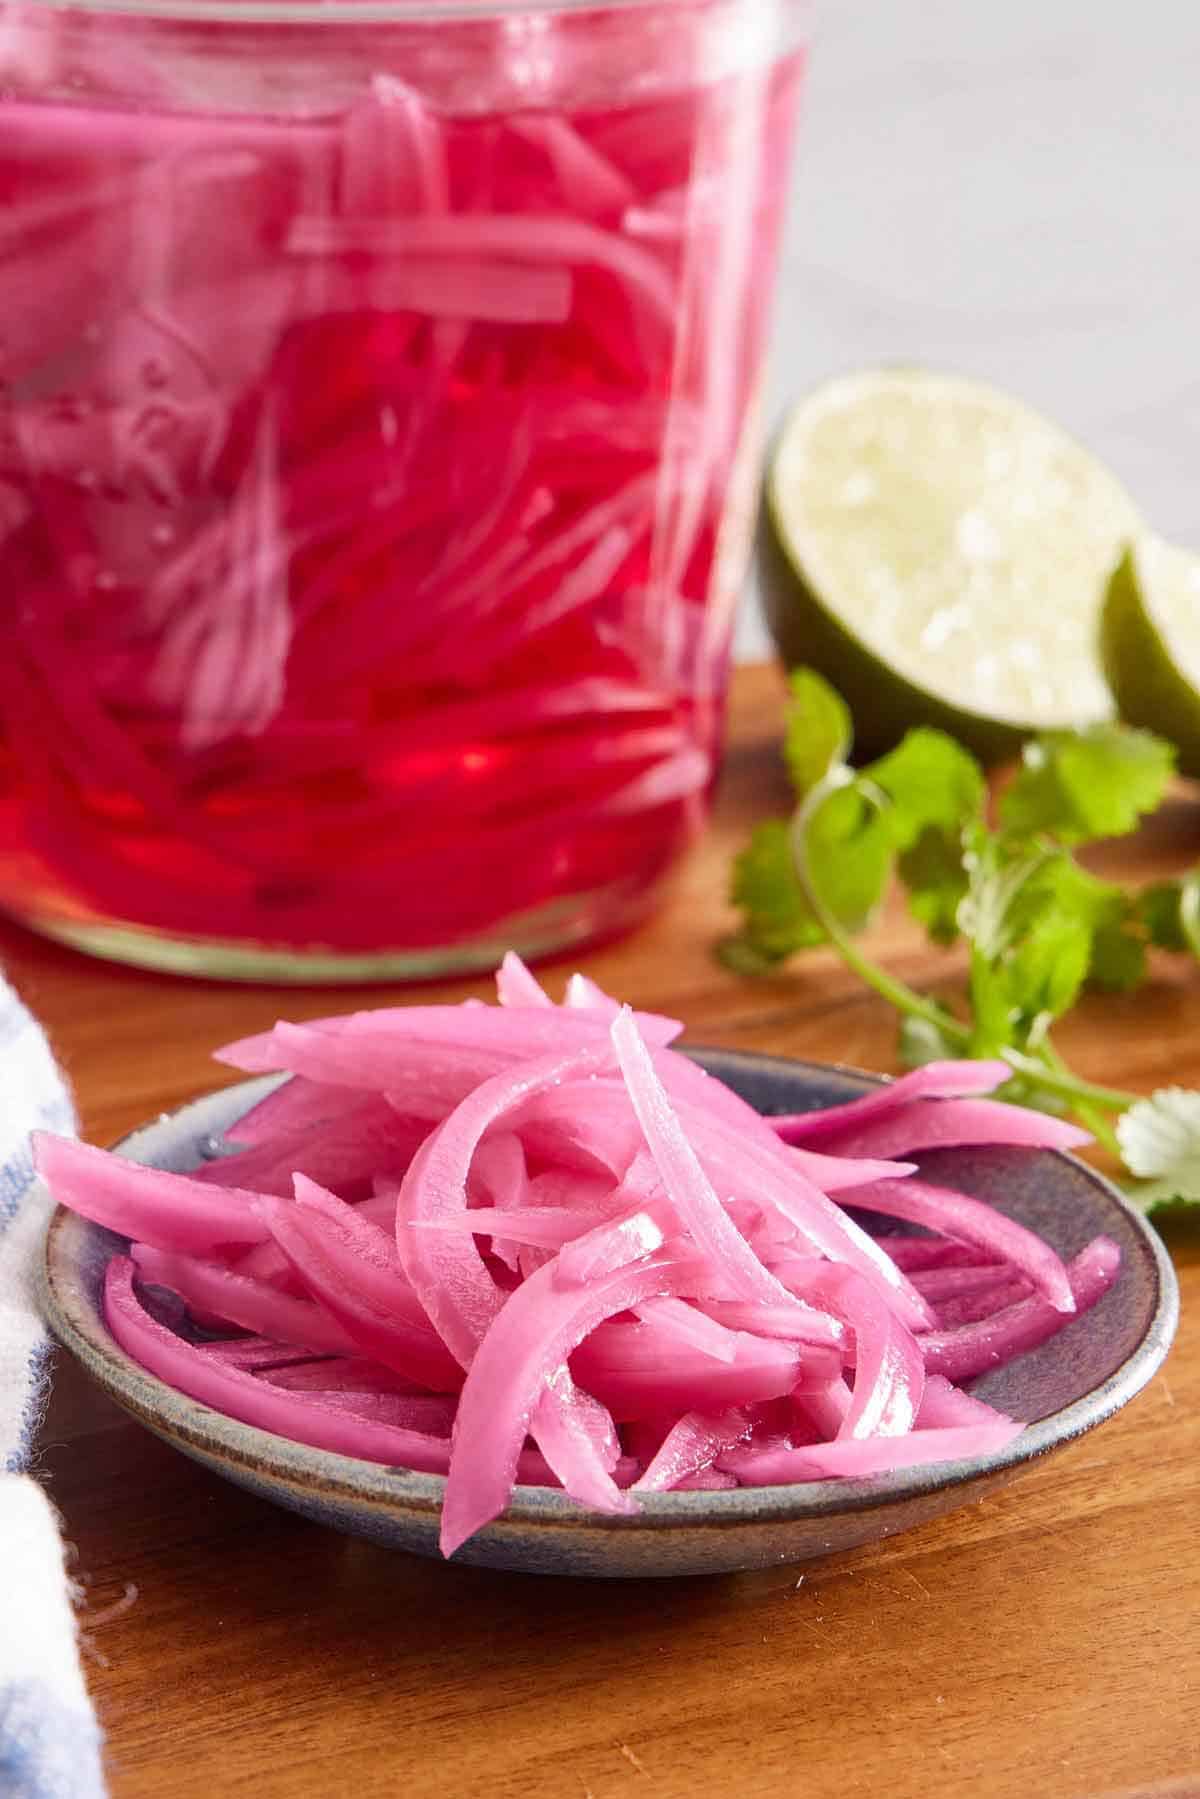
[15,665,1200,1799]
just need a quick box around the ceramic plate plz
[39,1051,1179,1578]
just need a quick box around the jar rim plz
[13,0,757,26]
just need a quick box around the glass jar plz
[0,0,807,979]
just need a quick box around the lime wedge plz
[761,370,1141,763]
[1102,538,1200,777]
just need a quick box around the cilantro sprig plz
[721,669,1200,1217]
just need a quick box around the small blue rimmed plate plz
[38,1050,1179,1579]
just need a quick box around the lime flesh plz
[761,370,1141,763]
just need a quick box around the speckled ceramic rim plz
[39,1053,1180,1538]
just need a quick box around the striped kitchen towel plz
[0,971,106,1798]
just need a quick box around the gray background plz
[737,0,1200,657]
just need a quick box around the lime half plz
[761,370,1141,763]
[1102,537,1200,778]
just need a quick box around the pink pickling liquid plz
[0,5,805,972]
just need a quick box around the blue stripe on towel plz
[0,1685,106,1799]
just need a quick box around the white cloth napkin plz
[0,973,106,1797]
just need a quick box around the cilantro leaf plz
[965,951,1017,1060]
[1138,881,1190,952]
[1002,905,1092,1035]
[898,827,969,945]
[783,668,853,800]
[1027,858,1147,993]
[717,674,1186,1228]
[1117,1088,1200,1215]
[958,826,1050,962]
[715,936,787,977]
[867,730,983,947]
[1117,1086,1200,1175]
[867,729,985,852]
[1137,872,1200,958]
[724,820,824,967]
[1000,723,1175,845]
[725,776,893,969]
[959,840,1095,1052]
[796,777,894,935]
[1087,911,1148,992]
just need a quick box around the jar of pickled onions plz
[0,0,806,978]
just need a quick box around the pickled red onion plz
[33,956,1121,1557]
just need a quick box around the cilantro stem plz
[789,770,1146,1161]
[1031,1040,1125,1154]
[790,785,970,1050]
[802,866,1136,1119]
[792,776,1139,1129]
[999,1049,1136,1118]
[825,913,970,1044]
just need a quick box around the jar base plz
[1,886,656,985]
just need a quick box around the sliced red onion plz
[394,1043,611,1368]
[776,1260,925,1440]
[727,1421,1023,1484]
[224,1076,341,1146]
[255,1188,463,1392]
[915,1374,1018,1431]
[441,1243,688,1554]
[254,1384,458,1434]
[792,1379,853,1442]
[554,1208,665,1286]
[921,1238,1121,1380]
[574,1328,825,1422]
[631,1298,741,1364]
[789,1097,1091,1161]
[636,1099,934,1330]
[768,1061,1013,1143]
[908,1263,1012,1302]
[880,1239,991,1273]
[788,1147,918,1193]
[563,972,620,1015]
[194,1096,429,1199]
[468,1131,530,1274]
[931,1277,1034,1330]
[260,1357,429,1395]
[33,1132,265,1253]
[410,1206,610,1251]
[838,1176,1076,1314]
[530,1366,633,1516]
[104,1257,458,1473]
[217,1002,682,1083]
[494,950,555,1009]
[611,1011,840,1321]
[36,977,1129,1559]
[130,1243,356,1355]
[195,1337,325,1372]
[693,1297,845,1351]
[632,1408,753,1493]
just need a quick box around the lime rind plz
[1102,538,1200,778]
